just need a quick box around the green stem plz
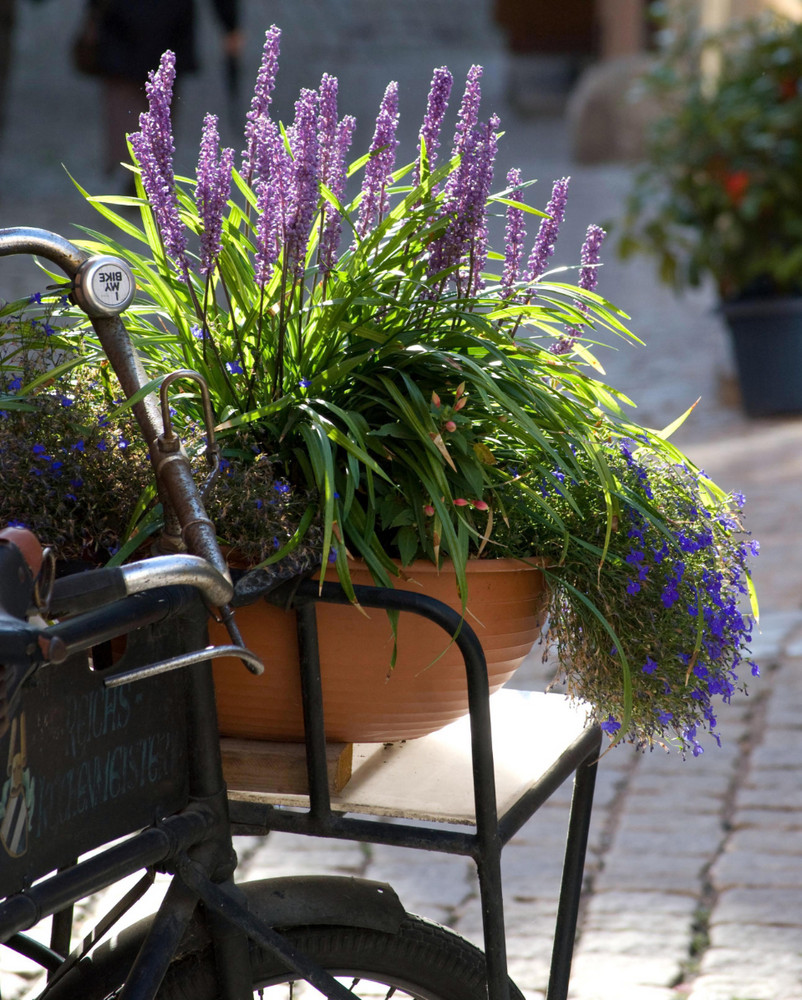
[272,253,292,400]
[220,276,247,376]
[247,281,267,410]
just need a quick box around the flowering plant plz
[13,27,759,753]
[0,315,313,567]
[538,443,759,755]
[0,318,151,564]
[618,11,802,302]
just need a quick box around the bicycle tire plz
[54,914,526,1000]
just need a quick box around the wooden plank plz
[221,739,353,795]
[227,690,593,825]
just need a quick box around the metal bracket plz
[158,370,221,499]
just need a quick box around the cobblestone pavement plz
[2,3,802,999]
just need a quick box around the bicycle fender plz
[44,876,407,999]
[236,876,406,934]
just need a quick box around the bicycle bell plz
[71,254,136,317]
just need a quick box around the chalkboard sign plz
[0,649,189,898]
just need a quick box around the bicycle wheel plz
[53,914,525,1000]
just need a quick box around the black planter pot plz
[721,296,802,417]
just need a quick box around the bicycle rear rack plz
[227,580,601,1000]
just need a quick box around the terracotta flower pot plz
[211,558,547,743]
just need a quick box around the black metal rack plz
[227,578,602,1000]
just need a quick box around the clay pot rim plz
[391,555,546,577]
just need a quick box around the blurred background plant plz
[618,8,802,303]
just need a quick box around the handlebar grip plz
[49,567,128,618]
[0,529,40,621]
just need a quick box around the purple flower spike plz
[415,66,453,187]
[285,88,320,279]
[356,81,399,240]
[319,113,355,274]
[243,25,281,181]
[141,50,176,182]
[578,223,606,293]
[317,73,339,184]
[196,113,234,277]
[502,168,526,299]
[465,114,499,295]
[254,121,286,287]
[316,74,347,273]
[551,223,607,355]
[428,101,498,296]
[452,65,483,159]
[525,176,570,285]
[130,51,189,279]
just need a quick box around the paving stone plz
[503,860,570,901]
[581,908,694,941]
[613,809,725,844]
[611,824,724,859]
[711,887,802,927]
[762,694,802,729]
[456,898,560,949]
[572,926,689,957]
[367,843,475,920]
[711,849,802,889]
[568,953,681,997]
[582,889,699,919]
[699,945,802,979]
[598,848,707,892]
[749,611,802,659]
[707,921,802,953]
[748,741,802,771]
[236,832,366,880]
[740,768,802,792]
[623,782,730,816]
[687,973,802,1000]
[729,808,802,833]
[725,825,802,855]
[505,954,553,999]
[735,782,802,811]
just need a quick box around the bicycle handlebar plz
[49,553,234,617]
[0,528,263,733]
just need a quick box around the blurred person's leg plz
[102,76,147,183]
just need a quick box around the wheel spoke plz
[253,978,422,999]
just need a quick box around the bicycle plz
[0,227,601,1000]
